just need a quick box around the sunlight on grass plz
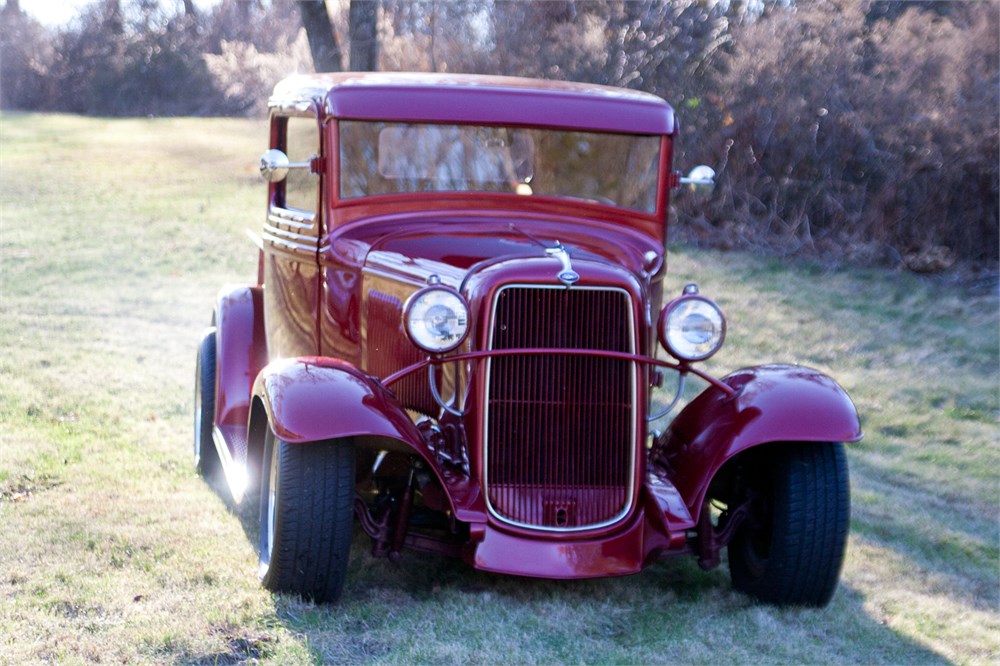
[1,113,997,665]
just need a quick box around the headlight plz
[658,291,726,362]
[404,286,470,353]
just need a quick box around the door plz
[262,115,322,360]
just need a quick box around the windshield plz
[339,121,662,214]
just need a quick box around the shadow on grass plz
[849,455,1000,611]
[188,255,986,662]
[199,469,948,664]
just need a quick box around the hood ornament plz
[546,243,579,286]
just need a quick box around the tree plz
[299,0,343,72]
[299,0,382,72]
[349,0,378,71]
[0,3,52,110]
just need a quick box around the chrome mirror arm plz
[259,149,314,183]
[676,165,716,196]
[679,175,715,186]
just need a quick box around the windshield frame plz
[336,120,665,215]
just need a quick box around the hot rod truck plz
[193,73,861,606]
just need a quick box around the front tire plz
[193,329,222,480]
[727,442,850,606]
[258,431,355,603]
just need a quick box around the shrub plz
[674,1,999,268]
[203,30,313,117]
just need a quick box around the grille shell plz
[483,285,638,532]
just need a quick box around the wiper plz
[507,223,554,250]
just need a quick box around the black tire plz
[258,431,355,603]
[727,442,850,607]
[194,329,222,480]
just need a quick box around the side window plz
[282,117,320,213]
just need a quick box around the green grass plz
[2,113,998,665]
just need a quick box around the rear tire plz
[727,442,850,606]
[193,329,222,480]
[258,431,355,603]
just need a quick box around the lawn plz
[1,113,997,665]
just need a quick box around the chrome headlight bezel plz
[403,286,471,354]
[657,294,726,362]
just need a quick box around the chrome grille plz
[484,286,635,531]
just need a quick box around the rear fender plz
[214,285,267,428]
[660,364,862,516]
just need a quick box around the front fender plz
[253,357,422,445]
[660,364,862,516]
[251,357,470,518]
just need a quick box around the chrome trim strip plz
[481,284,639,534]
[268,212,316,231]
[261,231,319,254]
[262,222,319,244]
[361,265,465,288]
[245,228,264,250]
[361,266,428,289]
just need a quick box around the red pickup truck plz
[194,73,861,606]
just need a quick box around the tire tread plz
[729,442,850,606]
[260,437,354,603]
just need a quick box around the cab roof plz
[268,72,675,135]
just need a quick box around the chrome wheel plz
[193,373,202,462]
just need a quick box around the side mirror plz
[680,165,716,197]
[259,149,313,183]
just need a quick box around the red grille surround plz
[484,285,636,531]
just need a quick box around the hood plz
[330,214,663,286]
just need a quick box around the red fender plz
[253,357,423,445]
[251,357,486,520]
[660,364,862,516]
[214,285,267,428]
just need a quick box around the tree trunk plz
[428,1,437,72]
[299,0,343,72]
[102,0,124,35]
[349,0,379,71]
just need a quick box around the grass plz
[1,112,998,665]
